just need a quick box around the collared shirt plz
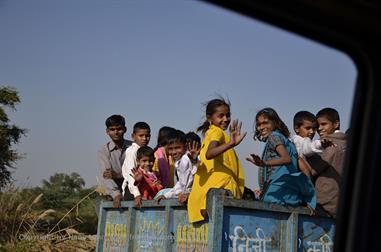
[98,139,133,199]
[290,135,322,158]
[164,152,198,199]
[121,142,141,197]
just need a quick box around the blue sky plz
[0,0,356,189]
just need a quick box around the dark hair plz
[167,130,186,145]
[133,121,151,133]
[243,187,256,201]
[254,107,290,141]
[154,126,176,151]
[316,107,340,127]
[293,111,316,128]
[185,131,201,146]
[136,146,154,161]
[105,114,125,128]
[197,98,231,135]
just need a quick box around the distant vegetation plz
[0,86,26,190]
[0,172,98,251]
[1,86,98,251]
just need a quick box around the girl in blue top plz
[246,108,316,210]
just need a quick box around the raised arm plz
[206,120,246,160]
[246,144,291,167]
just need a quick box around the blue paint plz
[96,190,335,252]
[298,215,335,252]
[132,209,167,251]
[97,208,130,251]
[222,208,289,251]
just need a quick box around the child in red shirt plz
[131,146,163,200]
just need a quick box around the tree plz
[41,172,86,209]
[42,172,85,194]
[0,86,26,190]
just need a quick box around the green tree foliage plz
[42,172,85,194]
[41,172,86,209]
[0,86,26,190]
[39,172,98,234]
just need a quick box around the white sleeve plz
[163,187,176,199]
[310,139,323,152]
[164,157,192,198]
[291,135,304,155]
[299,137,323,157]
[185,163,197,194]
[121,147,140,197]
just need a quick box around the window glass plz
[0,0,356,190]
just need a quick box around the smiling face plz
[317,116,339,138]
[132,129,151,147]
[167,141,186,161]
[138,155,154,172]
[295,120,316,139]
[208,105,231,130]
[256,115,275,139]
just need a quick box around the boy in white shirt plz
[291,111,333,177]
[121,121,151,208]
[155,130,200,204]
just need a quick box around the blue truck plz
[96,189,334,252]
[95,0,380,251]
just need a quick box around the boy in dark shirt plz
[307,108,347,217]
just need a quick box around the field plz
[0,173,99,252]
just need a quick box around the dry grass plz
[0,186,97,252]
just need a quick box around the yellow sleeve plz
[208,126,224,143]
[200,127,225,173]
[152,151,159,172]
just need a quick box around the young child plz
[188,98,246,223]
[155,130,200,204]
[121,121,151,208]
[292,111,334,156]
[306,107,347,217]
[185,131,201,147]
[131,146,163,200]
[291,111,334,177]
[246,108,316,210]
[152,126,176,188]
[97,115,133,208]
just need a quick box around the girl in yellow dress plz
[188,98,246,223]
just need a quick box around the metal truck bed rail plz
[96,189,334,251]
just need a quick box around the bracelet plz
[264,160,268,167]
